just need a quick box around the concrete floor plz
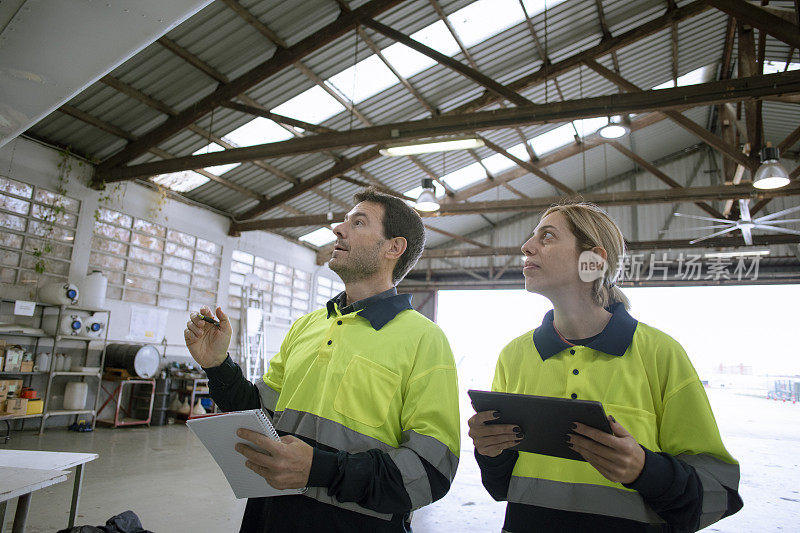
[0,421,503,533]
[2,389,799,532]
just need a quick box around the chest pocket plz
[334,355,400,428]
[603,402,659,452]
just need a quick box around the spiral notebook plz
[187,409,306,499]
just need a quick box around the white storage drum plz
[84,315,107,338]
[42,311,87,337]
[78,271,107,309]
[64,382,88,410]
[104,344,159,378]
[39,282,79,306]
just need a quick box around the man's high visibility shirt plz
[257,290,460,521]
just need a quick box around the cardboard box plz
[0,379,24,401]
[19,361,34,372]
[25,399,43,415]
[2,398,28,416]
[3,345,23,372]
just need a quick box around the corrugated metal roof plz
[22,0,800,274]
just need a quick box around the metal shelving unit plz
[0,298,111,435]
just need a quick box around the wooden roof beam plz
[478,135,576,194]
[220,101,335,134]
[94,0,406,173]
[229,181,800,232]
[359,17,532,107]
[96,70,800,183]
[583,59,760,172]
[738,22,763,155]
[234,147,383,224]
[449,1,711,115]
[157,36,229,84]
[706,0,800,49]
[608,141,726,219]
[419,235,800,259]
[58,105,269,201]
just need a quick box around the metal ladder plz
[239,281,268,382]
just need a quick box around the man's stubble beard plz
[329,239,385,284]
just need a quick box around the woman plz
[468,202,742,532]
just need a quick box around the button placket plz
[568,347,579,400]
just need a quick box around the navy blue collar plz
[532,302,638,361]
[326,287,412,330]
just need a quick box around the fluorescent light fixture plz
[753,145,790,190]
[299,227,337,247]
[598,116,629,139]
[703,250,770,259]
[415,178,440,212]
[379,137,484,157]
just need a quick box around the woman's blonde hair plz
[541,202,630,310]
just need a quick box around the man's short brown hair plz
[353,188,426,285]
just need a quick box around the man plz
[184,188,460,532]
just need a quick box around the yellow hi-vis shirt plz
[257,292,460,520]
[493,303,739,528]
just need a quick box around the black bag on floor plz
[56,510,154,533]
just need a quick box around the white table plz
[0,467,69,533]
[0,451,98,532]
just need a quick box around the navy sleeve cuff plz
[624,446,675,499]
[475,448,517,467]
[202,354,239,387]
[307,448,339,488]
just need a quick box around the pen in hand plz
[199,314,221,328]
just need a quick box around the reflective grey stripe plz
[386,447,432,510]
[677,454,740,528]
[402,430,459,482]
[255,379,279,412]
[275,409,457,516]
[302,488,393,521]
[507,476,665,524]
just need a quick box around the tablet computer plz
[468,389,613,461]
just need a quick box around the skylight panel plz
[382,43,436,79]
[412,20,460,58]
[652,64,713,90]
[763,60,800,74]
[327,54,399,104]
[482,152,516,174]
[224,117,293,147]
[530,124,575,156]
[441,162,487,189]
[193,143,241,175]
[299,227,337,247]
[520,0,567,17]
[272,85,346,125]
[448,0,525,48]
[506,142,530,160]
[151,171,210,193]
[479,142,530,175]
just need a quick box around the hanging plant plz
[147,182,169,222]
[93,179,124,221]
[32,147,72,274]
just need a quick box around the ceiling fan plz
[663,200,800,245]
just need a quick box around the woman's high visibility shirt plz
[492,303,740,526]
